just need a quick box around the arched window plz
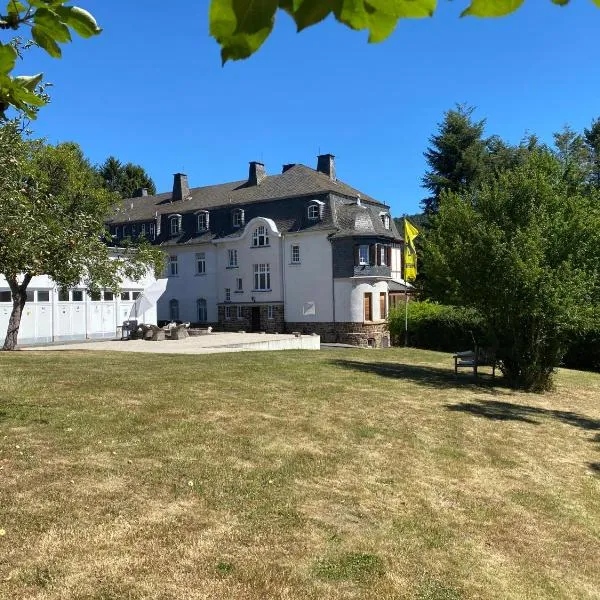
[252,225,269,247]
[232,208,245,228]
[197,211,209,231]
[169,299,179,321]
[197,298,207,322]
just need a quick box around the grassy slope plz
[0,348,599,600]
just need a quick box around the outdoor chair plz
[454,346,497,377]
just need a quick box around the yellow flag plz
[403,218,419,282]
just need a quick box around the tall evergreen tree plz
[98,156,156,199]
[553,125,589,189]
[584,118,600,188]
[421,104,487,214]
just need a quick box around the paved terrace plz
[27,332,320,354]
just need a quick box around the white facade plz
[157,219,393,330]
[0,271,157,346]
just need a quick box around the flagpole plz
[404,217,408,347]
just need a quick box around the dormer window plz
[197,211,209,232]
[169,214,182,236]
[252,225,269,247]
[232,208,245,228]
[380,213,390,230]
[307,200,324,221]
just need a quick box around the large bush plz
[423,151,600,391]
[388,301,491,352]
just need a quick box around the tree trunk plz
[2,274,32,351]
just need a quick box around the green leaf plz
[6,1,26,15]
[14,72,43,92]
[32,24,62,57]
[232,0,278,35]
[54,6,102,38]
[210,0,277,63]
[283,0,335,32]
[366,0,436,18]
[34,7,72,43]
[461,0,524,17]
[0,43,17,75]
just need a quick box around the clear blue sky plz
[19,1,600,216]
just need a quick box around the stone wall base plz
[285,322,389,348]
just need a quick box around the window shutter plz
[178,215,183,233]
[375,244,381,266]
[240,210,245,226]
[369,244,376,266]
[354,245,360,266]
[319,203,325,219]
[386,246,392,268]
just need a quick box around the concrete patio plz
[27,332,321,354]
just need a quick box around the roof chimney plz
[248,161,266,186]
[172,173,190,201]
[133,187,148,197]
[317,153,336,181]
[282,163,296,173]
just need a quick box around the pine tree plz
[584,118,600,188]
[98,156,156,199]
[421,104,487,214]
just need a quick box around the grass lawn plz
[1,347,599,600]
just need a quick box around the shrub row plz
[389,301,600,372]
[388,301,491,352]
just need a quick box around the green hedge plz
[388,301,491,352]
[389,301,600,372]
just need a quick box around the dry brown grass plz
[0,347,599,599]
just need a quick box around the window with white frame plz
[37,290,50,302]
[225,288,231,302]
[0,291,11,302]
[197,211,209,231]
[307,204,320,220]
[379,245,387,266]
[232,209,244,228]
[291,244,300,264]
[149,222,156,238]
[267,305,274,320]
[170,215,182,236]
[237,305,243,320]
[170,299,179,321]
[225,305,231,320]
[236,277,243,292]
[197,298,207,322]
[252,225,269,247]
[103,291,114,301]
[358,245,369,266]
[168,255,178,276]
[380,213,390,229]
[253,263,271,290]
[72,290,84,302]
[228,249,238,267]
[196,252,206,275]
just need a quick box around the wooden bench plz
[454,346,497,377]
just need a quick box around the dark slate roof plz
[107,164,385,224]
[331,195,402,240]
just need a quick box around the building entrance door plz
[251,306,261,332]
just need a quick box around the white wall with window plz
[283,231,334,323]
[158,246,219,324]
[0,268,157,346]
[335,279,389,323]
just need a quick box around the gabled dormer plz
[169,214,183,237]
[195,210,209,232]
[232,208,245,228]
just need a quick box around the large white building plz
[107,155,407,347]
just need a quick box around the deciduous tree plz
[423,150,600,391]
[0,122,163,350]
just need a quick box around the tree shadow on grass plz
[330,359,510,394]
[446,399,600,431]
